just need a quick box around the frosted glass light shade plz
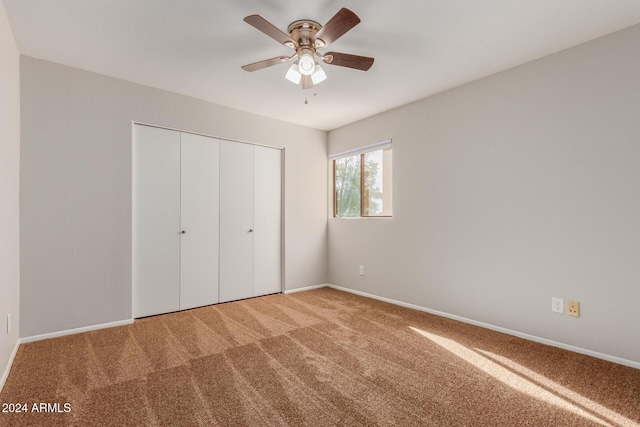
[285,64,302,84]
[298,53,315,75]
[311,65,327,85]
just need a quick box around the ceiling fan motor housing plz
[287,20,323,49]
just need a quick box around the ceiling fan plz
[241,8,374,89]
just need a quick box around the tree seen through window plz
[334,146,392,217]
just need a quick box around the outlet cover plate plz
[567,300,580,317]
[552,297,564,314]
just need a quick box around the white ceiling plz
[4,1,640,131]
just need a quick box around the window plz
[332,140,392,217]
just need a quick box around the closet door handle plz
[248,229,253,233]
[181,230,187,234]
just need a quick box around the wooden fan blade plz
[323,52,374,71]
[241,56,291,72]
[314,8,360,47]
[301,75,314,90]
[244,15,296,48]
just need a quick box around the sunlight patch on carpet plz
[410,326,638,427]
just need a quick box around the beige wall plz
[19,57,327,337]
[328,24,640,364]
[0,1,20,387]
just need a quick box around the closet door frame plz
[131,122,285,318]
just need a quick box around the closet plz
[132,124,282,318]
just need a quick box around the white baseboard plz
[0,339,20,393]
[327,284,640,370]
[20,318,134,344]
[283,284,329,294]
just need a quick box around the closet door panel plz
[253,146,282,296]
[180,133,220,310]
[132,125,181,318]
[219,141,254,303]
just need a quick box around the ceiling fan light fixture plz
[298,53,315,75]
[311,64,327,85]
[285,63,302,84]
[241,9,374,90]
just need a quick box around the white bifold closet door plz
[219,141,282,303]
[180,133,220,310]
[133,125,220,318]
[253,145,282,297]
[133,125,181,317]
[219,141,254,303]
[134,124,281,317]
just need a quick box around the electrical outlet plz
[567,301,580,317]
[552,297,564,314]
[6,314,10,334]
[359,266,365,276]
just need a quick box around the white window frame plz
[330,139,393,218]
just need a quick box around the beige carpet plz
[1,287,639,426]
